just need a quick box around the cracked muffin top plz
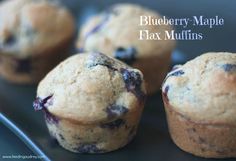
[0,0,75,58]
[77,3,175,64]
[162,52,236,124]
[36,52,146,124]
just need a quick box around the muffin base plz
[133,51,172,95]
[163,94,236,158]
[44,109,142,153]
[0,39,72,84]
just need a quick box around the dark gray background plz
[1,0,236,161]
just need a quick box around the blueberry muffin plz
[33,52,146,153]
[76,3,175,94]
[162,52,236,158]
[0,0,75,84]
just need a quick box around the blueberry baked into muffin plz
[33,52,146,153]
[162,52,236,158]
[0,0,75,84]
[76,3,175,94]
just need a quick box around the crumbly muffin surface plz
[77,3,175,94]
[0,0,75,57]
[37,52,146,124]
[77,3,175,62]
[162,52,236,124]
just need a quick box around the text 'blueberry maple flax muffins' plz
[33,52,146,153]
[162,52,236,158]
[76,3,175,94]
[0,0,75,84]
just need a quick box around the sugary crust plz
[163,96,236,158]
[76,3,175,94]
[37,53,146,124]
[0,0,75,57]
[162,52,236,124]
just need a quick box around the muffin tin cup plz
[162,93,236,158]
[0,39,72,84]
[44,109,143,153]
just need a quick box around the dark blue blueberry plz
[76,144,103,153]
[86,52,116,71]
[121,69,141,90]
[33,95,53,111]
[105,104,128,119]
[120,68,146,102]
[84,14,110,40]
[162,68,184,86]
[100,119,125,129]
[14,58,32,73]
[162,85,169,102]
[168,70,184,77]
[114,47,137,65]
[33,95,58,124]
[222,64,236,72]
[3,35,17,46]
[83,7,120,43]
[44,109,59,124]
[59,134,65,140]
[164,85,169,95]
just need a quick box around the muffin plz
[76,3,175,94]
[0,0,75,84]
[162,52,236,158]
[33,52,146,153]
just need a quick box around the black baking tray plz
[1,0,236,161]
[1,75,234,161]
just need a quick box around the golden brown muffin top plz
[36,52,146,124]
[162,52,236,125]
[77,3,175,63]
[0,0,75,58]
